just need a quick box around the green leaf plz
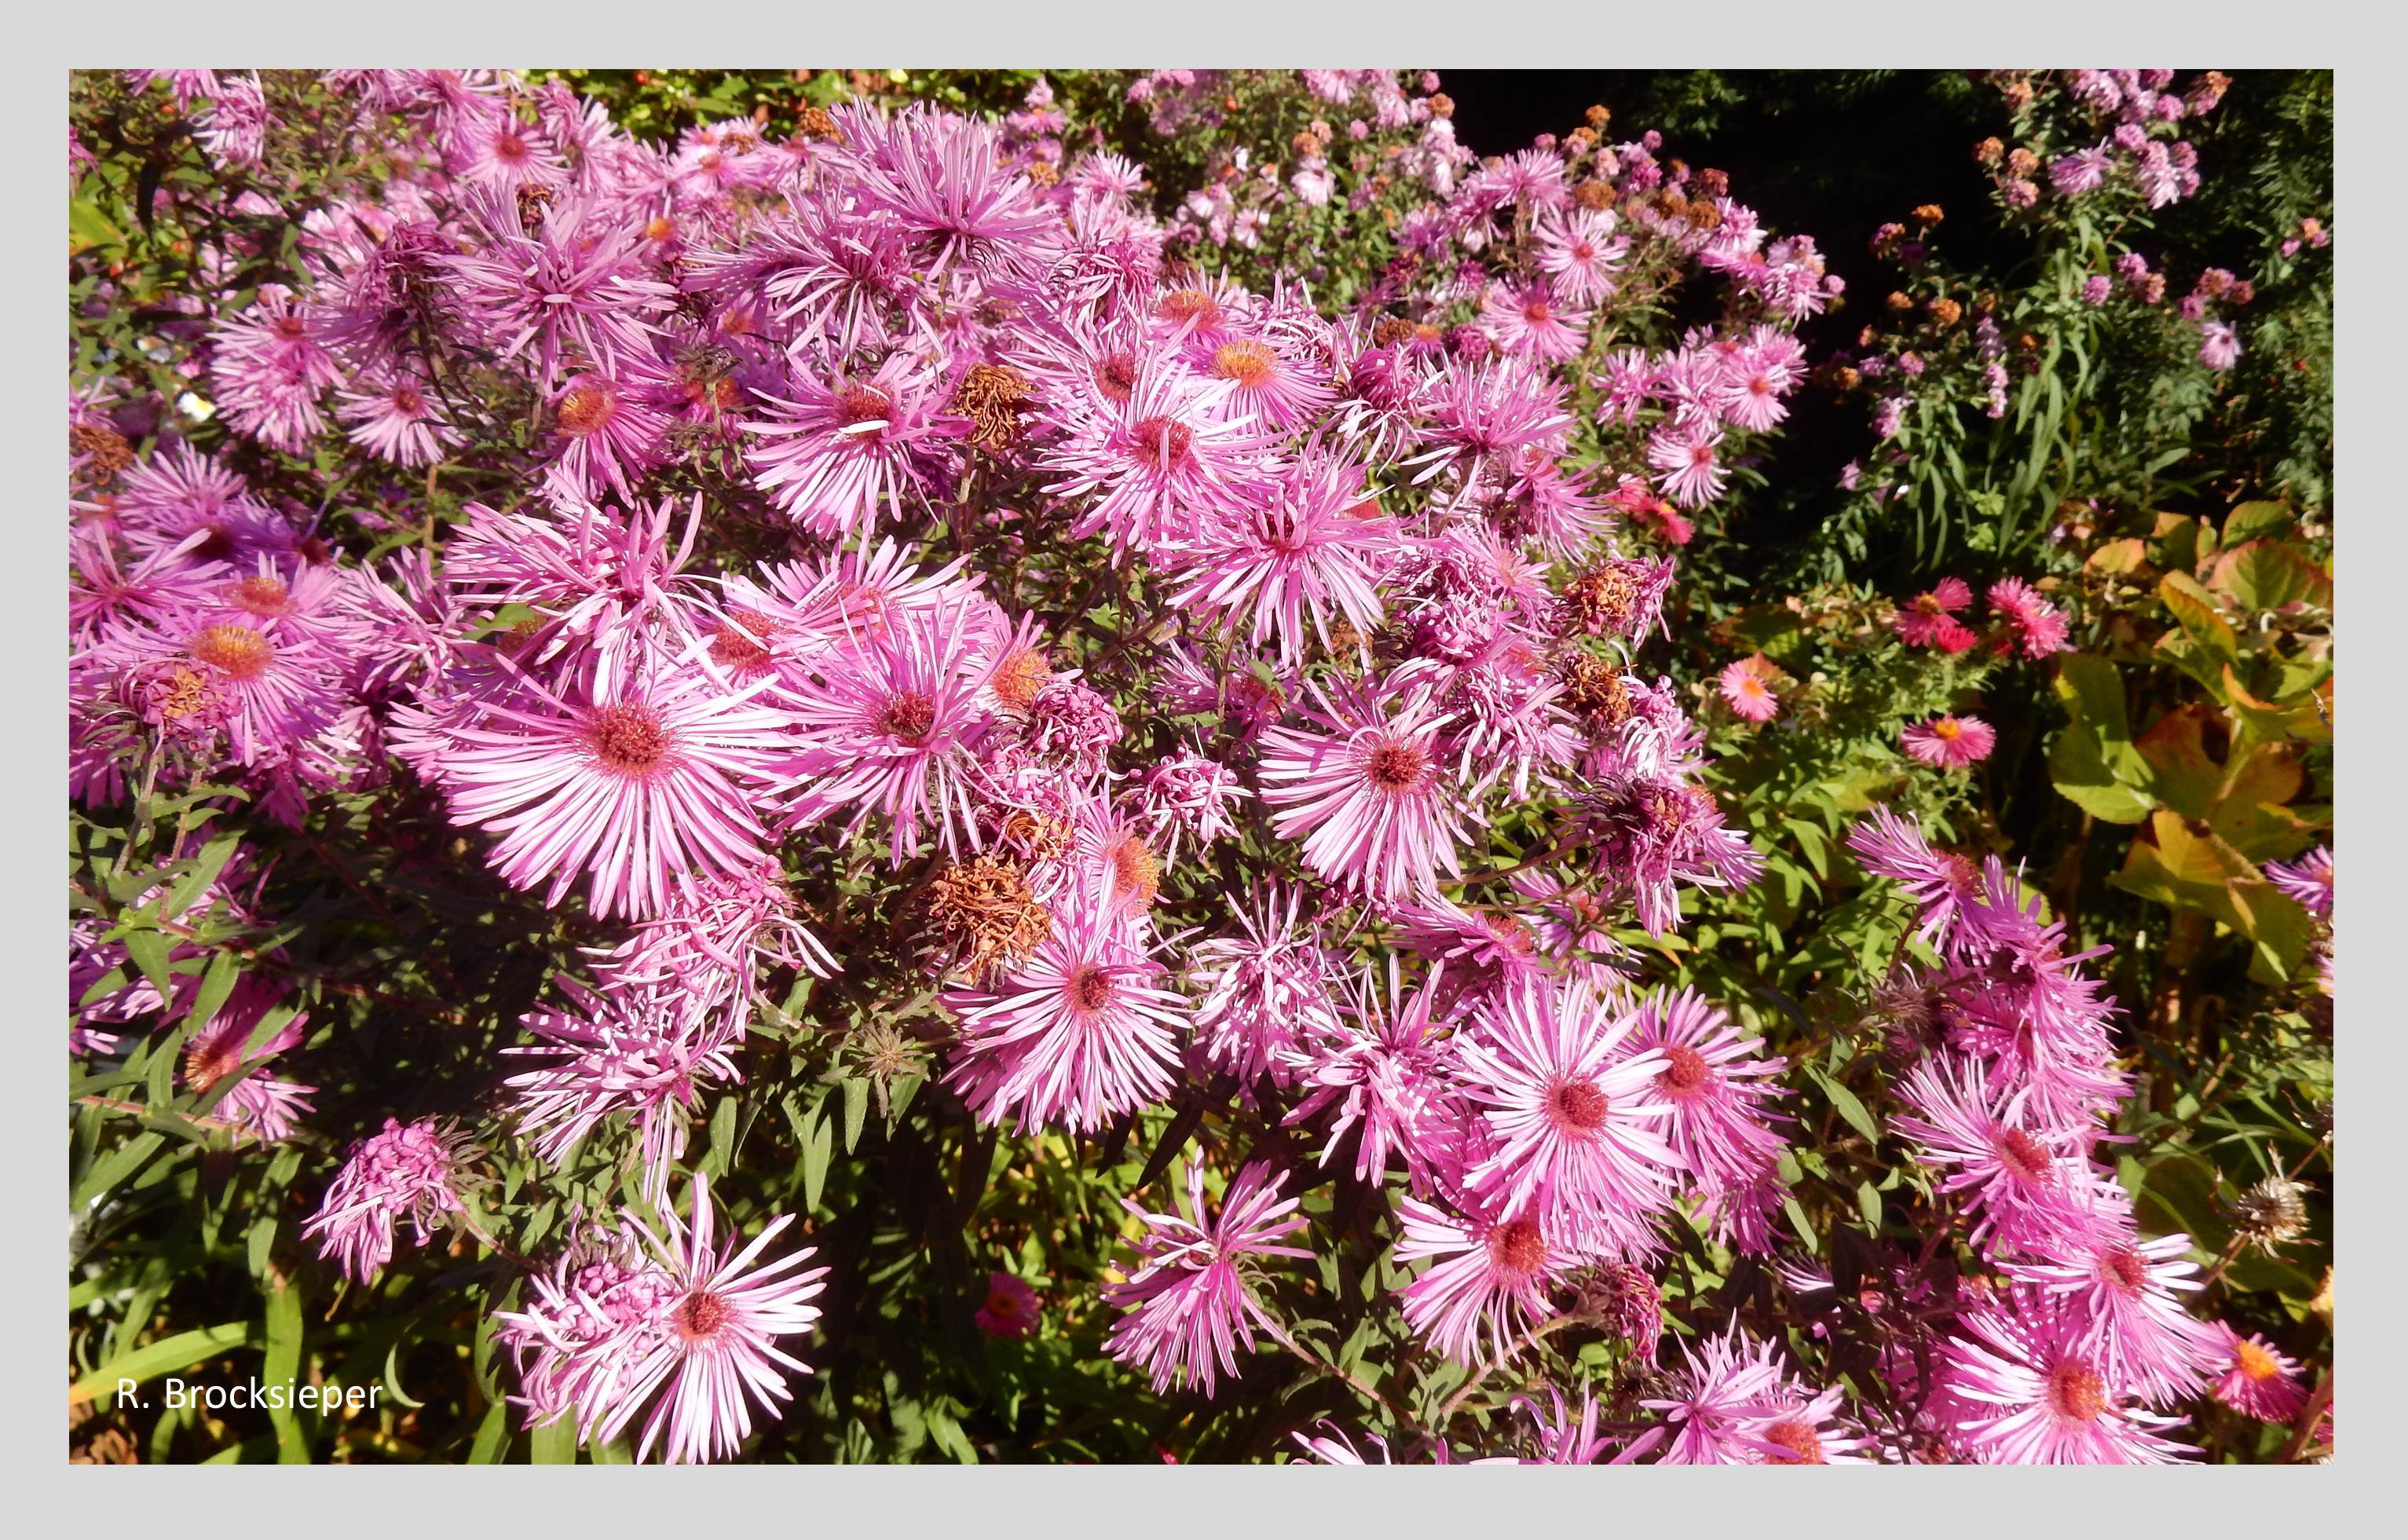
[2049,656,2156,822]
[262,1278,310,1464]
[2159,572,2238,668]
[121,927,175,1000]
[529,1416,579,1465]
[163,830,244,920]
[2222,501,2294,544]
[71,1320,258,1403]
[1857,1180,1884,1231]
[68,198,126,255]
[1807,1065,1882,1145]
[2212,540,2332,612]
[800,1103,833,1211]
[468,1402,512,1464]
[182,948,241,1031]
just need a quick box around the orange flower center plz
[189,624,274,681]
[587,702,672,776]
[1211,340,1278,387]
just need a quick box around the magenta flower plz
[1286,962,1456,1189]
[1455,977,1680,1258]
[1393,1192,1569,1366]
[1890,1055,2093,1249]
[507,977,741,1193]
[2209,1325,2310,1423]
[2264,846,2333,917]
[1645,421,1728,509]
[1189,885,1342,1088]
[975,1272,1041,1339]
[2002,1223,2218,1404]
[1167,453,1396,667]
[1893,577,1978,652]
[511,1175,827,1465]
[1716,654,1781,722]
[1257,678,1469,905]
[304,1118,474,1284]
[1986,576,2071,659]
[1902,713,1997,769]
[434,657,787,920]
[781,592,1001,861]
[743,352,963,540]
[1933,1292,2193,1464]
[1102,1163,1312,1397]
[941,881,1185,1132]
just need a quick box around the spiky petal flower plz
[434,658,788,920]
[941,879,1184,1132]
[1903,713,1997,769]
[1932,1292,2193,1465]
[1455,977,1679,1257]
[1393,1193,1568,1366]
[1102,1163,1312,1397]
[2208,1325,2310,1423]
[1257,678,1468,905]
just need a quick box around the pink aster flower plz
[2209,1326,2310,1423]
[1484,281,1590,364]
[1455,977,1680,1258]
[335,369,461,469]
[1717,653,1782,722]
[1043,349,1273,557]
[1199,334,1338,433]
[548,366,674,503]
[1393,1192,1570,1366]
[1645,421,1728,509]
[1133,749,1250,863]
[2002,1224,2219,1404]
[1890,1055,2092,1249]
[1257,678,1469,906]
[975,1272,1041,1339]
[742,353,963,540]
[781,592,1001,862]
[2199,319,2242,371]
[1626,988,1788,1217]
[2263,846,2333,918]
[444,188,677,387]
[1845,805,1983,948]
[1894,577,1978,652]
[181,978,316,1143]
[1647,1326,1867,1464]
[1535,207,1626,307]
[1167,453,1396,667]
[1986,576,2072,658]
[941,881,1185,1132]
[507,978,741,1192]
[1934,1293,2193,1464]
[1102,1162,1312,1397]
[433,656,789,920]
[1287,960,1457,1188]
[579,1176,827,1465]
[304,1118,474,1284]
[1902,713,1997,769]
[1188,884,1342,1087]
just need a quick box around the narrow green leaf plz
[529,1416,579,1465]
[71,1320,258,1403]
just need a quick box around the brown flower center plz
[2100,1246,2149,1293]
[1070,964,1114,1013]
[1364,740,1427,792]
[835,383,893,426]
[1096,352,1138,402]
[587,701,672,776]
[1996,1128,2051,1183]
[1105,832,1159,910]
[557,383,615,436]
[674,1289,731,1342]
[876,692,937,744]
[1157,287,1220,327]
[1547,1078,1610,1132]
[1486,1218,1547,1275]
[989,645,1052,712]
[1660,1044,1710,1094]
[1761,1419,1825,1464]
[2046,1360,2106,1423]
[1131,415,1192,471]
[228,575,291,616]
